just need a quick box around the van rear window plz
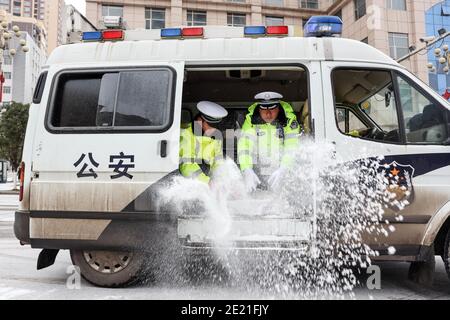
[49,68,173,131]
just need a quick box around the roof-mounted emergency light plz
[82,31,102,41]
[182,27,204,37]
[244,26,266,37]
[161,28,182,38]
[161,27,204,39]
[304,16,343,38]
[266,26,289,36]
[102,29,124,41]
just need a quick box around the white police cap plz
[197,101,228,123]
[254,91,283,109]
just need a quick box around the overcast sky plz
[65,0,86,15]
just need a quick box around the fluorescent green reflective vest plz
[179,124,224,184]
[237,101,301,172]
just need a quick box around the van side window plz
[396,74,450,144]
[50,68,173,131]
[335,107,369,137]
[332,69,401,143]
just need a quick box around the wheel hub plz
[83,251,133,274]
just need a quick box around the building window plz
[265,16,284,26]
[388,32,409,59]
[227,13,246,27]
[3,86,10,94]
[145,8,165,29]
[101,5,123,17]
[3,56,11,65]
[264,0,283,6]
[442,4,450,16]
[300,0,319,9]
[228,0,245,2]
[354,0,366,20]
[187,10,207,26]
[4,72,11,79]
[0,0,9,11]
[13,6,21,16]
[386,0,406,11]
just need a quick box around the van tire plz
[407,245,435,287]
[70,249,146,288]
[444,229,450,281]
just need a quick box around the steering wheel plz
[365,127,378,139]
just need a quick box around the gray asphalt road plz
[1,194,449,300]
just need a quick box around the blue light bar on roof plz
[244,26,266,36]
[82,31,102,41]
[161,28,182,38]
[304,16,343,38]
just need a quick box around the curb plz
[0,190,19,195]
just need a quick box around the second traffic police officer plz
[238,91,301,192]
[179,101,228,185]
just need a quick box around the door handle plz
[160,140,167,158]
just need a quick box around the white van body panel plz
[29,61,184,213]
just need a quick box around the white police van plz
[14,16,450,287]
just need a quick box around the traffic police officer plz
[238,92,301,192]
[179,101,228,184]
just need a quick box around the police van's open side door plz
[321,60,450,256]
[29,61,185,223]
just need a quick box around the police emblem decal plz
[383,161,415,209]
[290,120,299,129]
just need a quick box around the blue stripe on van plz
[382,153,450,177]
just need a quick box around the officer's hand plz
[243,169,261,193]
[268,167,286,191]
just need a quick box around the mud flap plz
[37,249,60,270]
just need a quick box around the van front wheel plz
[70,249,147,288]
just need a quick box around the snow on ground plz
[0,194,449,300]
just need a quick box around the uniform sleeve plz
[179,129,210,184]
[237,121,256,171]
[281,117,301,167]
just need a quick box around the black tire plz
[444,229,450,281]
[408,245,435,287]
[70,249,147,288]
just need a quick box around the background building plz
[424,0,450,93]
[85,0,320,30]
[63,4,97,44]
[0,13,47,106]
[44,0,65,54]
